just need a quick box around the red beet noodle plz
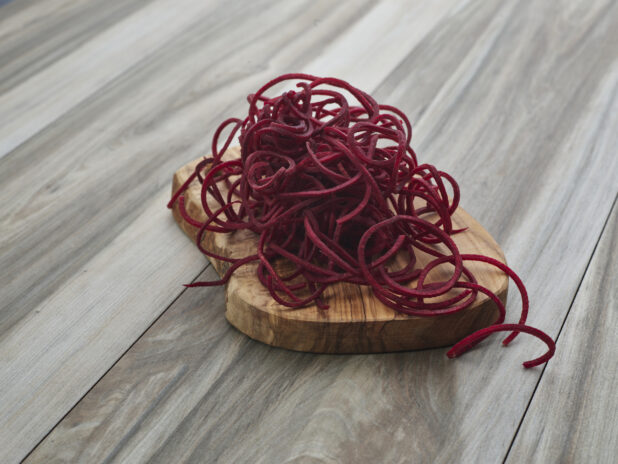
[168,73,555,368]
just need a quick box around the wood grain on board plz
[170,150,507,353]
[1,0,617,462]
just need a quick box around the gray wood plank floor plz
[1,0,616,463]
[507,199,618,464]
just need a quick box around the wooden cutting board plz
[170,147,508,353]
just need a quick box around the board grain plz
[170,149,508,353]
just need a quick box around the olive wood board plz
[170,147,508,353]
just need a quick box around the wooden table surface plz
[1,1,616,463]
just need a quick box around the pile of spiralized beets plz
[169,73,554,367]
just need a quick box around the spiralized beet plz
[168,73,555,367]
